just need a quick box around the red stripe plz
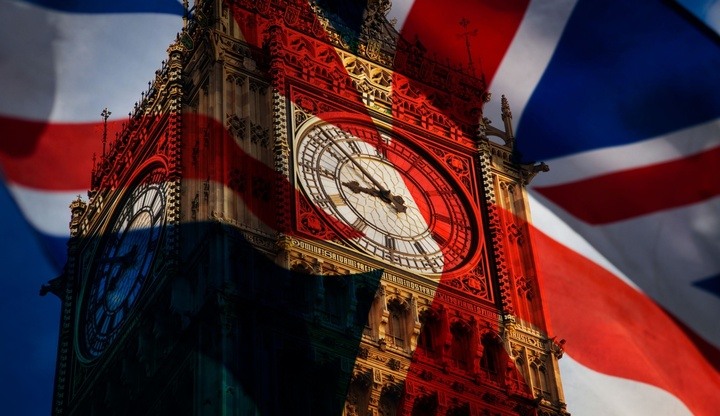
[392,0,528,130]
[533,226,720,416]
[0,115,114,190]
[400,0,529,82]
[535,145,720,224]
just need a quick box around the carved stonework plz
[227,114,247,141]
[296,196,338,240]
[250,121,270,147]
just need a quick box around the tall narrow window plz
[450,321,472,370]
[346,373,372,416]
[378,384,401,416]
[386,299,408,349]
[531,359,549,398]
[417,309,439,357]
[481,334,501,381]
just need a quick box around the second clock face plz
[295,122,476,275]
[78,168,168,360]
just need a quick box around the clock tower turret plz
[49,1,568,415]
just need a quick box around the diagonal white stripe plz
[534,189,720,348]
[530,118,720,187]
[485,0,578,129]
[559,354,692,416]
[7,184,80,237]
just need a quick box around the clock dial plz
[78,168,168,360]
[296,122,475,275]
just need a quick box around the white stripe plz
[527,193,639,290]
[8,184,80,237]
[0,1,181,122]
[484,0,578,130]
[534,190,720,348]
[530,118,720,187]
[559,354,692,416]
[387,0,415,30]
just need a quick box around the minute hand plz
[318,128,407,213]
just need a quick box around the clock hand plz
[318,128,407,213]
[342,181,407,213]
[98,244,138,268]
[104,244,140,293]
[342,180,380,197]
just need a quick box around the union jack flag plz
[0,0,718,414]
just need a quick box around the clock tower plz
[49,1,569,415]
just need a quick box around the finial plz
[101,107,111,157]
[183,0,189,28]
[500,95,515,146]
[501,95,512,120]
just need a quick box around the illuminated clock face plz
[295,122,475,275]
[78,168,168,360]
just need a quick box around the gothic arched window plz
[417,309,439,357]
[450,321,472,371]
[530,358,549,398]
[387,299,408,349]
[345,372,372,416]
[480,333,502,381]
[378,384,402,416]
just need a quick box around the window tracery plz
[450,321,473,371]
[386,298,409,350]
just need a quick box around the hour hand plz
[342,181,407,213]
[98,244,138,268]
[342,180,380,197]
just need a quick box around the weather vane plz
[458,18,478,76]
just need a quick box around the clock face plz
[78,168,168,360]
[295,122,475,275]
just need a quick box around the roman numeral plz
[352,218,367,232]
[347,140,363,154]
[329,194,346,206]
[432,231,448,246]
[433,213,452,224]
[376,146,388,160]
[318,168,335,179]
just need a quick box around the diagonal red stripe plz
[532,226,720,416]
[535,145,720,224]
[0,115,115,190]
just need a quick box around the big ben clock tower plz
[49,1,569,415]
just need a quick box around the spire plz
[501,95,515,148]
[458,18,479,76]
[68,195,87,237]
[101,107,111,158]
